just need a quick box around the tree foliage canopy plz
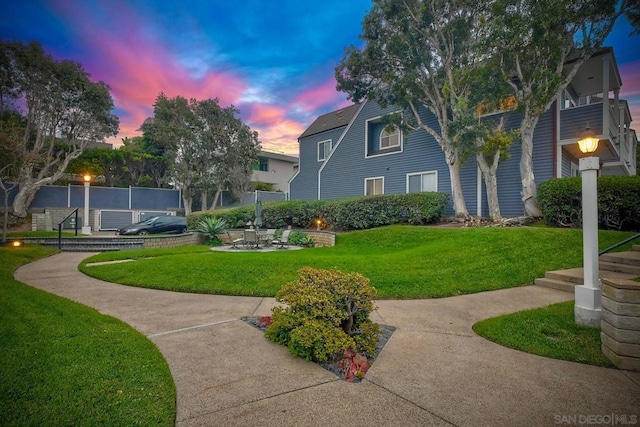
[141,93,260,213]
[0,39,119,217]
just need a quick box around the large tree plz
[0,112,22,242]
[0,40,119,218]
[142,94,260,214]
[487,0,639,216]
[336,0,487,218]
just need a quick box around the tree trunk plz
[2,188,9,244]
[209,190,221,210]
[445,149,469,218]
[477,151,502,221]
[11,183,39,219]
[200,191,207,213]
[519,116,543,217]
[183,195,193,215]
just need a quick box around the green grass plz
[80,225,636,299]
[473,301,614,367]
[0,245,176,426]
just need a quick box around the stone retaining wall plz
[142,232,206,249]
[601,277,640,371]
[220,229,335,247]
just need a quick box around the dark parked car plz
[115,216,188,236]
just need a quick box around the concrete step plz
[544,268,584,285]
[600,250,640,267]
[533,277,578,293]
[600,260,640,275]
[28,237,144,252]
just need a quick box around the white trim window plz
[380,126,401,149]
[318,139,332,162]
[365,176,384,195]
[406,171,438,193]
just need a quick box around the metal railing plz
[599,233,640,256]
[58,208,79,249]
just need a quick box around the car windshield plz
[138,217,159,225]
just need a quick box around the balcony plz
[558,48,636,176]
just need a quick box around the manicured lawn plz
[473,301,614,367]
[80,225,636,299]
[7,231,76,237]
[0,245,176,426]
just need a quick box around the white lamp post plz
[575,124,601,326]
[82,174,92,235]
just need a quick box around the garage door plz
[99,210,134,231]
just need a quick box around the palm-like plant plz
[197,217,228,245]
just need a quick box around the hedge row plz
[187,192,449,231]
[538,176,640,231]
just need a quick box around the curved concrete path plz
[15,252,640,426]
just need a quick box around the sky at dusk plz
[1,1,639,156]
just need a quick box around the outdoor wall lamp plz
[82,173,92,235]
[574,123,601,327]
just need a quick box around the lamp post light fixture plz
[575,124,601,327]
[82,174,92,235]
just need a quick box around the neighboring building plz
[253,150,298,192]
[289,47,637,218]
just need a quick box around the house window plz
[380,127,400,149]
[365,177,384,195]
[318,140,332,161]
[407,171,438,193]
[365,114,403,157]
[255,157,268,172]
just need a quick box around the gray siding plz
[320,101,454,204]
[294,99,560,219]
[560,104,602,140]
[290,127,346,200]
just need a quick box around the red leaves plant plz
[339,349,369,382]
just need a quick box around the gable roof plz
[299,103,361,139]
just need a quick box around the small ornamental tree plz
[265,267,379,363]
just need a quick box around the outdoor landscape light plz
[12,240,23,248]
[316,218,322,230]
[574,126,601,327]
[577,123,599,154]
[82,173,92,235]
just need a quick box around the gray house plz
[289,47,637,218]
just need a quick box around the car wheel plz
[138,230,150,236]
[179,227,187,234]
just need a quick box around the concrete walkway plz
[15,252,640,426]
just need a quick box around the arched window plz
[380,127,400,149]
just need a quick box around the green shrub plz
[288,230,315,246]
[265,267,379,362]
[187,192,448,232]
[538,176,640,231]
[196,217,228,246]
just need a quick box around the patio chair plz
[272,229,291,249]
[263,229,276,246]
[227,231,244,249]
[244,229,259,249]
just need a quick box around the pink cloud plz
[294,76,350,112]
[246,104,305,156]
[619,61,640,97]
[51,1,247,146]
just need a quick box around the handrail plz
[599,233,640,256]
[58,208,79,249]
